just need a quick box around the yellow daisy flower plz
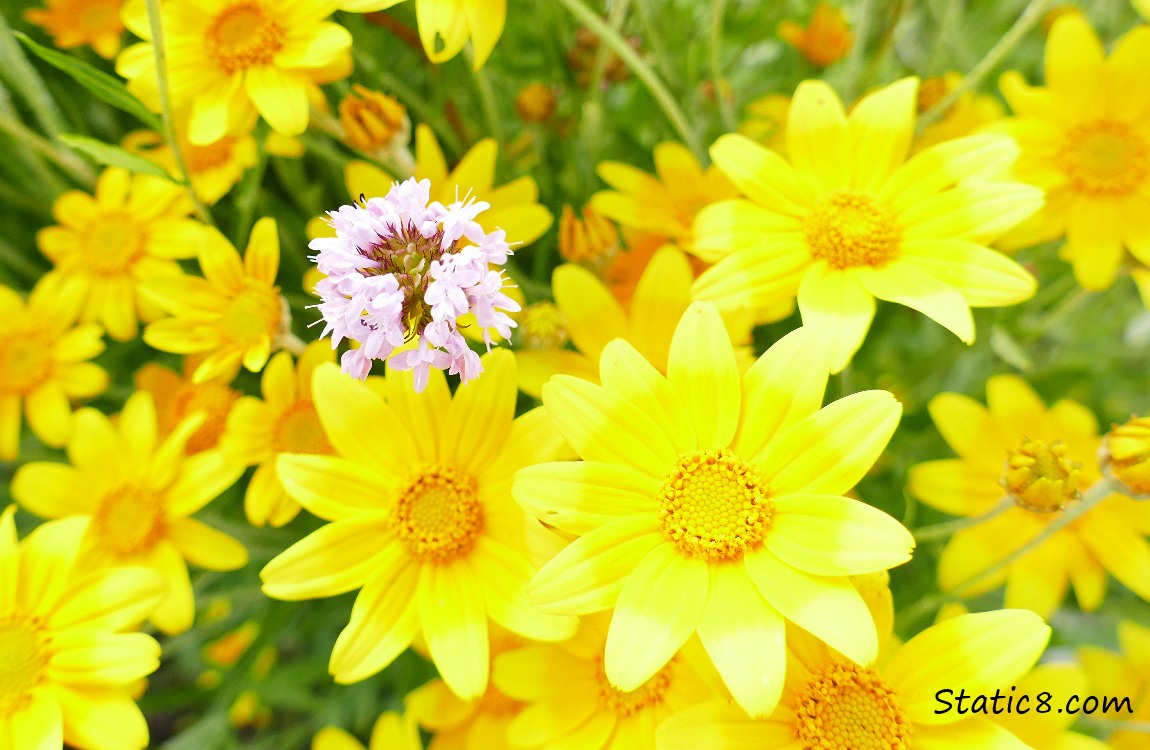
[492,615,722,750]
[0,506,166,750]
[693,77,1043,373]
[142,217,288,384]
[908,374,1150,617]
[515,245,756,398]
[123,116,259,206]
[313,712,421,750]
[739,93,791,155]
[656,609,1051,750]
[35,167,204,342]
[996,13,1150,292]
[405,626,523,749]
[914,73,1005,152]
[778,1,853,68]
[11,391,248,635]
[136,357,240,455]
[346,123,554,248]
[24,0,124,58]
[0,281,108,461]
[260,351,577,700]
[514,302,914,717]
[1104,414,1150,496]
[220,342,335,528]
[338,0,506,70]
[589,142,738,258]
[116,0,353,145]
[993,662,1111,750]
[1078,620,1150,750]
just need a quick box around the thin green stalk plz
[143,0,215,227]
[586,0,631,101]
[899,478,1126,628]
[634,0,673,81]
[927,0,965,73]
[918,0,1055,130]
[469,57,504,143]
[0,112,94,184]
[710,0,736,132]
[842,0,875,101]
[0,10,67,139]
[557,0,701,158]
[913,497,1013,542]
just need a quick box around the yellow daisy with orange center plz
[24,0,124,58]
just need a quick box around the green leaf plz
[13,31,161,130]
[58,134,173,179]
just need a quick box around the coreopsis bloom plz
[590,142,738,258]
[405,627,524,749]
[313,713,421,750]
[220,342,335,527]
[142,218,289,384]
[0,281,108,460]
[0,506,166,750]
[1078,620,1150,750]
[693,77,1042,372]
[779,2,852,67]
[338,0,506,70]
[24,0,123,58]
[1103,415,1150,495]
[995,14,1150,292]
[135,358,239,455]
[123,116,259,205]
[514,303,914,717]
[116,0,353,144]
[558,204,620,271]
[309,177,520,388]
[261,352,578,699]
[739,93,790,154]
[11,391,248,634]
[914,73,1005,152]
[35,167,203,341]
[909,375,1150,617]
[339,85,411,158]
[492,615,721,749]
[993,662,1111,750]
[346,124,554,248]
[515,246,756,398]
[656,610,1051,750]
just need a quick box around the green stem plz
[143,0,215,227]
[557,0,701,158]
[0,11,67,139]
[469,57,503,143]
[899,478,1126,628]
[0,112,93,184]
[842,0,875,102]
[918,0,1055,131]
[913,497,1012,542]
[709,0,736,132]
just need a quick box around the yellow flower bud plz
[559,204,620,270]
[1102,416,1150,496]
[515,83,557,123]
[518,301,568,351]
[339,84,410,153]
[1002,439,1082,513]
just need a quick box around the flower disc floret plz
[395,466,484,562]
[805,190,900,269]
[1003,438,1082,513]
[0,617,48,715]
[658,448,772,561]
[205,1,286,74]
[310,177,520,391]
[1056,120,1149,198]
[594,655,674,717]
[792,662,911,750]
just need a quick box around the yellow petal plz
[691,243,811,311]
[55,683,149,750]
[276,453,395,520]
[11,463,93,519]
[881,135,1021,214]
[755,390,901,496]
[330,557,420,683]
[49,632,160,685]
[604,544,708,691]
[415,0,470,63]
[469,537,577,642]
[744,548,878,666]
[599,339,695,454]
[913,717,1036,749]
[164,450,244,516]
[552,263,626,363]
[18,518,87,616]
[145,540,195,635]
[48,566,165,632]
[666,302,741,449]
[443,349,516,473]
[857,262,975,344]
[627,245,693,370]
[10,689,62,750]
[907,459,1002,516]
[167,518,248,571]
[243,217,280,285]
[796,264,874,374]
[1076,504,1150,603]
[849,77,918,194]
[786,80,852,191]
[885,610,1050,725]
[418,560,489,700]
[312,363,408,481]
[709,134,816,215]
[261,519,395,600]
[1003,530,1070,619]
[985,374,1046,434]
[24,382,72,448]
[513,461,658,535]
[692,199,803,263]
[900,182,1044,244]
[1064,197,1123,290]
[695,563,786,718]
[312,727,366,750]
[1046,12,1105,114]
[656,703,794,750]
[765,494,913,576]
[245,66,309,136]
[899,239,1036,307]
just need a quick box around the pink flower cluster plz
[309,178,520,392]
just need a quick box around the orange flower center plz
[221,281,282,349]
[94,486,167,557]
[658,448,772,561]
[85,212,146,276]
[183,135,237,174]
[273,401,332,455]
[594,655,674,717]
[1057,120,1149,198]
[205,1,285,75]
[1003,438,1082,513]
[171,379,239,454]
[804,190,900,269]
[793,662,911,750]
[395,466,483,562]
[0,332,53,395]
[0,616,48,716]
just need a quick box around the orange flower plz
[779,2,853,68]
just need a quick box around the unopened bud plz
[1003,438,1082,513]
